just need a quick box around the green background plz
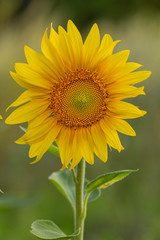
[0,0,159,239]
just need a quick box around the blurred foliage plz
[1,0,160,28]
[0,0,31,25]
[52,0,160,28]
[0,0,159,240]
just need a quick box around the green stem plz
[74,159,85,240]
[82,192,90,222]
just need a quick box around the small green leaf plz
[84,180,101,203]
[48,144,60,157]
[31,220,79,239]
[87,170,138,193]
[0,189,4,194]
[49,170,75,211]
[88,188,101,202]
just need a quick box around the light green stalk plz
[74,159,86,240]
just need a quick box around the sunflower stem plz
[74,158,86,240]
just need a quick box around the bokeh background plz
[0,0,159,239]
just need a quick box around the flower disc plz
[50,69,108,128]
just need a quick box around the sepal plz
[48,143,60,157]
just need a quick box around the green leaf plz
[31,219,79,239]
[49,170,75,211]
[87,170,138,193]
[0,189,3,194]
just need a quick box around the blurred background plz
[0,0,159,239]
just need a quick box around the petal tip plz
[142,110,147,116]
[29,157,40,164]
[5,117,10,124]
[68,19,73,25]
[60,165,68,171]
[24,45,28,52]
[148,71,152,77]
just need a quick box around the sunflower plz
[5,20,151,169]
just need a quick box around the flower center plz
[50,69,108,128]
[72,90,93,111]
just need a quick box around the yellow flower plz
[0,115,2,119]
[5,20,151,169]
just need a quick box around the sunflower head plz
[5,20,151,169]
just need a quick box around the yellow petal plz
[83,23,100,66]
[100,118,124,152]
[92,40,120,69]
[67,20,83,66]
[108,101,146,119]
[6,89,47,112]
[28,109,51,129]
[15,63,53,85]
[79,128,94,165]
[58,26,75,68]
[69,130,82,170]
[41,28,54,62]
[119,71,152,84]
[122,62,142,73]
[98,32,120,60]
[91,123,108,162]
[111,50,130,66]
[16,117,56,144]
[102,63,143,85]
[106,117,136,136]
[109,85,145,100]
[99,34,114,51]
[0,115,2,119]
[69,156,82,170]
[6,90,31,111]
[57,127,73,168]
[29,141,42,158]
[49,23,59,49]
[41,29,65,75]
[101,50,130,78]
[30,124,62,164]
[5,100,48,124]
[10,71,50,90]
[24,46,58,80]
